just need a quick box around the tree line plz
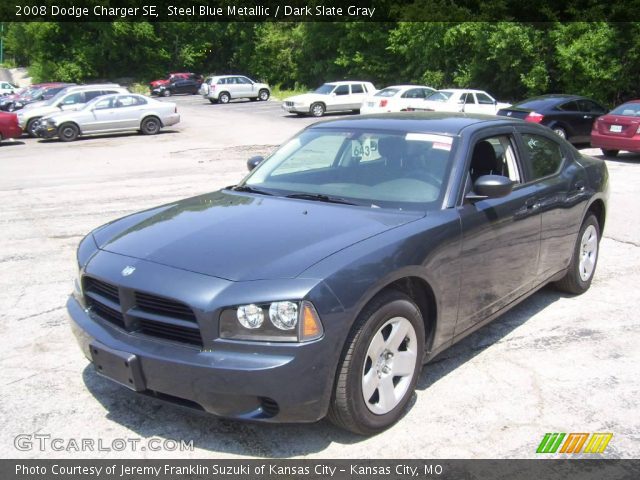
[4,21,639,105]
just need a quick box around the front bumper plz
[281,103,308,114]
[34,123,58,138]
[67,291,336,423]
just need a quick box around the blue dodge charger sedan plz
[68,113,608,434]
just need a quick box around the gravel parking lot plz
[1,95,639,459]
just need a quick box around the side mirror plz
[466,175,513,201]
[247,155,264,172]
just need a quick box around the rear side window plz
[84,91,104,101]
[476,93,495,104]
[521,133,564,180]
[351,84,364,94]
[557,101,579,112]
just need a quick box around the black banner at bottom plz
[2,459,639,480]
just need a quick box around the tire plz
[140,116,161,135]
[208,98,217,104]
[555,214,600,294]
[602,149,619,157]
[58,122,79,142]
[218,92,230,104]
[552,126,567,139]
[328,290,425,435]
[258,89,270,101]
[310,102,325,117]
[26,117,41,138]
[162,89,171,97]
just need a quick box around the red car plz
[0,112,22,142]
[591,100,640,157]
[149,73,200,90]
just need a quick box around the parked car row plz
[0,82,75,112]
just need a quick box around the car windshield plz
[426,91,453,102]
[609,102,640,117]
[242,128,454,211]
[375,88,401,97]
[314,84,336,95]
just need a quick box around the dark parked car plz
[68,113,608,434]
[497,94,607,144]
[0,83,75,112]
[151,78,200,97]
[590,100,640,157]
[0,112,22,142]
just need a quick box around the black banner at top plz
[2,0,640,22]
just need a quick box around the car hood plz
[92,190,423,281]
[285,93,331,104]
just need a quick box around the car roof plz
[64,84,123,91]
[310,112,518,135]
[439,89,488,94]
[382,85,431,90]
[325,81,372,85]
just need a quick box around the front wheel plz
[328,290,425,435]
[58,122,79,142]
[602,149,619,157]
[310,102,325,117]
[26,118,41,138]
[140,117,161,135]
[162,89,171,97]
[555,214,600,294]
[258,89,270,101]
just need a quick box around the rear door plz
[577,99,607,141]
[349,83,368,109]
[112,95,146,129]
[515,127,589,279]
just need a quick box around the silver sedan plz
[36,94,180,141]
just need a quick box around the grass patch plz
[128,82,150,95]
[270,84,310,101]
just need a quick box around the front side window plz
[243,129,455,210]
[521,133,564,180]
[334,85,349,96]
[93,98,113,110]
[469,135,522,184]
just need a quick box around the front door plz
[455,131,542,336]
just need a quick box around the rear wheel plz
[328,290,425,435]
[258,89,270,101]
[218,92,230,104]
[552,126,567,139]
[140,116,161,135]
[602,149,619,157]
[555,214,600,294]
[58,122,79,142]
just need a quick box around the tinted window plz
[557,101,579,112]
[476,93,495,104]
[461,93,476,104]
[577,99,606,114]
[521,134,564,180]
[84,91,104,101]
[237,77,253,84]
[334,85,349,96]
[351,84,364,94]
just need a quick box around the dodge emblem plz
[121,266,136,277]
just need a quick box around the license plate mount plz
[90,342,145,392]
[610,125,622,133]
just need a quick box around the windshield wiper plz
[285,193,358,205]
[230,185,274,196]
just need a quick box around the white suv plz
[200,75,270,104]
[17,84,128,137]
[282,81,377,117]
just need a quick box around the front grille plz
[82,276,202,348]
[285,101,294,107]
[84,277,119,303]
[134,291,197,322]
[137,319,202,346]
[86,297,125,328]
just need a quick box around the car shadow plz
[283,111,360,119]
[36,130,180,143]
[81,285,569,457]
[0,139,26,146]
[600,152,640,164]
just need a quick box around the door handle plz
[573,180,586,193]
[583,115,592,119]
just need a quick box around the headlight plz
[220,300,323,342]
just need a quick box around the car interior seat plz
[470,140,500,182]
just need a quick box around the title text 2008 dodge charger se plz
[68,113,608,435]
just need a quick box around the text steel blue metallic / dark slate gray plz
[67,113,609,434]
